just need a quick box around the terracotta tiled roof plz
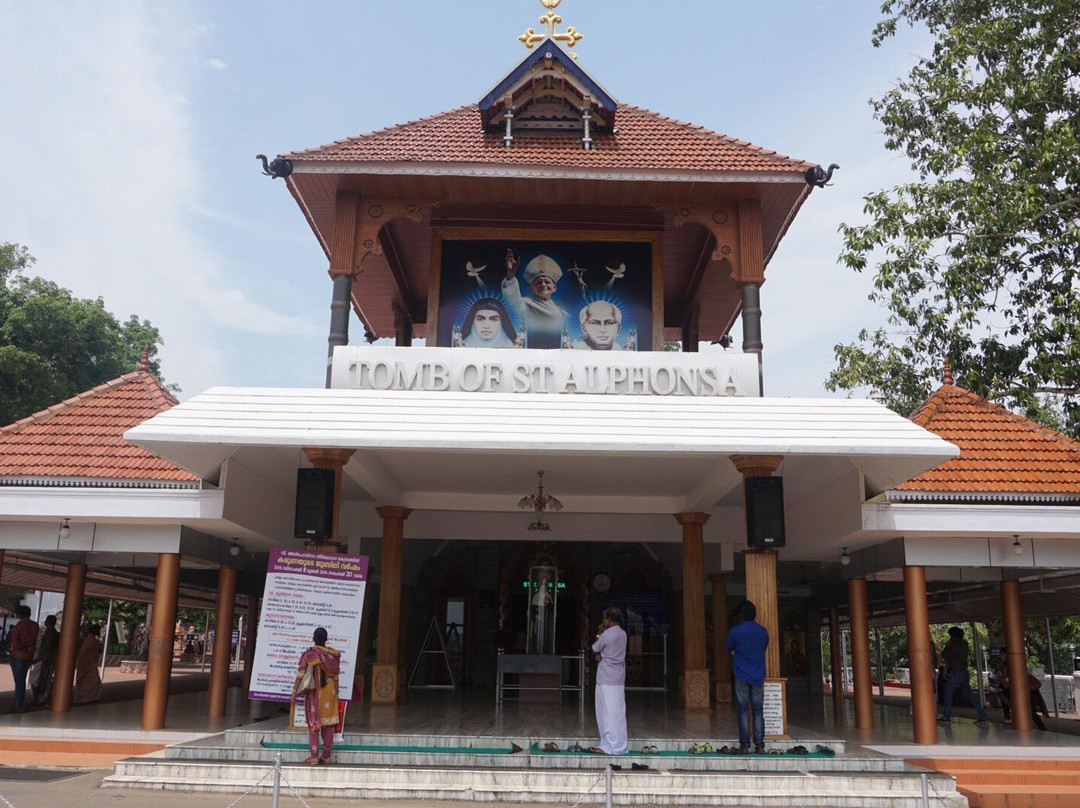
[897,384,1080,496]
[0,372,199,485]
[282,104,812,173]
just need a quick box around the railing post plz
[271,752,282,808]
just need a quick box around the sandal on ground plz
[319,756,331,765]
[702,742,713,753]
[737,746,750,755]
[631,762,650,771]
[754,747,766,754]
[787,745,809,755]
[648,745,659,754]
[718,745,740,755]
[689,743,704,754]
[542,742,560,752]
[815,744,836,756]
[766,748,783,755]
[302,756,320,765]
[587,747,606,754]
[567,743,584,752]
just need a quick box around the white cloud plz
[203,57,228,71]
[0,4,308,396]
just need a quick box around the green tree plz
[827,1,1080,437]
[0,241,172,426]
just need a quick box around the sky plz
[0,1,930,399]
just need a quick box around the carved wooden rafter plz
[656,202,741,281]
[353,199,438,273]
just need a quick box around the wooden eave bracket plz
[656,202,743,282]
[349,199,440,276]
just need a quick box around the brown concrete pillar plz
[848,577,874,730]
[730,455,782,678]
[207,566,238,718]
[372,506,411,704]
[303,448,356,548]
[709,573,732,703]
[51,562,87,713]
[903,566,937,744]
[142,553,180,729]
[1001,580,1033,732]
[828,606,844,725]
[744,551,780,678]
[675,512,710,710]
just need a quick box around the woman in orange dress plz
[294,627,341,765]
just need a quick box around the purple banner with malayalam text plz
[248,548,369,704]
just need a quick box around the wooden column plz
[372,506,411,704]
[393,303,413,347]
[326,191,360,386]
[51,562,87,713]
[303,448,355,548]
[903,566,937,744]
[142,553,180,730]
[709,573,732,703]
[675,513,710,710]
[207,566,238,718]
[828,606,845,725]
[731,454,783,678]
[848,577,874,730]
[1001,580,1034,732]
[0,549,4,584]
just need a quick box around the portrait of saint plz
[454,297,520,348]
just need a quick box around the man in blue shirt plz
[725,600,770,753]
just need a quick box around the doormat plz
[0,768,89,783]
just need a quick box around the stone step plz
[223,728,847,754]
[102,758,963,806]
[160,741,904,771]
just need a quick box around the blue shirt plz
[725,619,769,686]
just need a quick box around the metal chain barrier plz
[568,768,609,808]
[926,771,949,806]
[222,764,276,808]
[277,764,315,808]
[0,792,18,808]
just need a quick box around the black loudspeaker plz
[294,468,335,540]
[745,476,786,548]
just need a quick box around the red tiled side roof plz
[0,372,199,483]
[899,385,1080,494]
[282,104,812,173]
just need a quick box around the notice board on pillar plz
[248,548,369,704]
[763,678,788,739]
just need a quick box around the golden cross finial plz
[519,0,584,59]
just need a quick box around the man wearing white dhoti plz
[590,608,627,755]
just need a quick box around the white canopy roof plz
[125,387,957,514]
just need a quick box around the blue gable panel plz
[478,39,617,113]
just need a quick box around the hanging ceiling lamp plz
[517,471,564,531]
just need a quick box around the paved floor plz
[0,769,520,808]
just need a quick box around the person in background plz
[73,624,103,704]
[726,600,770,753]
[7,606,39,712]
[295,627,341,765]
[939,626,990,724]
[29,614,59,707]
